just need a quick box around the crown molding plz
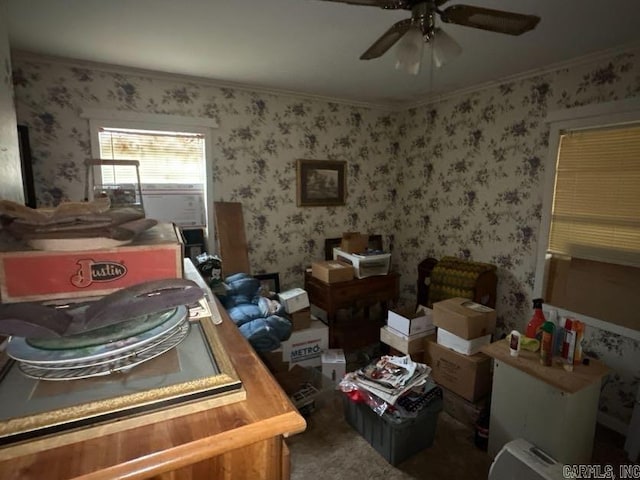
[11,40,640,114]
[410,40,640,109]
[10,49,398,112]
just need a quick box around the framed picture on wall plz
[296,159,346,207]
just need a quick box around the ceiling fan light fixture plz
[395,25,424,75]
[431,27,462,68]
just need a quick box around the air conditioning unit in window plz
[488,439,565,480]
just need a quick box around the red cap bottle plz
[526,298,546,340]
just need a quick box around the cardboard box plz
[441,386,489,428]
[437,328,492,356]
[387,307,433,336]
[340,232,368,254]
[423,339,492,402]
[278,288,310,314]
[432,297,496,340]
[380,326,434,356]
[259,348,289,373]
[321,349,346,386]
[275,365,333,415]
[0,223,183,303]
[280,319,329,368]
[290,307,311,331]
[311,260,354,283]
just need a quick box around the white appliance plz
[488,439,565,480]
[625,384,640,462]
[332,248,391,279]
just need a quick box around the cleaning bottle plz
[562,318,574,360]
[546,309,561,356]
[572,320,585,365]
[526,298,546,341]
[540,320,555,366]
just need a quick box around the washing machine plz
[488,438,565,480]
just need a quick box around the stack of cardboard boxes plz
[278,287,312,332]
[379,306,435,359]
[263,288,328,370]
[423,297,496,420]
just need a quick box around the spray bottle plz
[526,298,546,341]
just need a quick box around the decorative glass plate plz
[16,316,188,371]
[27,307,178,350]
[18,321,190,381]
[6,305,187,365]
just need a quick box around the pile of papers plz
[347,355,432,406]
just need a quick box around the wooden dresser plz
[304,271,400,347]
[0,296,306,480]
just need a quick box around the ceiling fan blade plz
[360,19,413,60]
[317,0,401,7]
[441,5,540,35]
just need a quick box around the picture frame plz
[296,159,346,207]
[254,273,281,294]
[0,312,245,459]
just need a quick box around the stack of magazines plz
[343,355,432,406]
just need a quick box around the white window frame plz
[534,98,640,341]
[82,108,217,254]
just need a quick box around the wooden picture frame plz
[253,273,281,294]
[0,313,245,459]
[296,159,346,207]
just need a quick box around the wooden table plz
[0,296,306,480]
[482,339,609,463]
[304,271,400,347]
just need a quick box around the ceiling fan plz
[318,0,540,72]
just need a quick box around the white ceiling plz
[7,0,640,108]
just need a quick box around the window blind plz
[549,124,640,268]
[98,128,205,184]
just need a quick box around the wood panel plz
[147,436,283,480]
[213,202,251,277]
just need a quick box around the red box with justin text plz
[0,223,183,303]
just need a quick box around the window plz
[535,99,640,339]
[549,125,640,266]
[99,128,205,185]
[83,109,216,251]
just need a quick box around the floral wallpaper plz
[394,50,640,426]
[10,47,640,426]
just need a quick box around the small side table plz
[304,271,400,348]
[482,339,610,464]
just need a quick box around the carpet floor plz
[287,391,492,480]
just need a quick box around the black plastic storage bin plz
[342,392,443,465]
